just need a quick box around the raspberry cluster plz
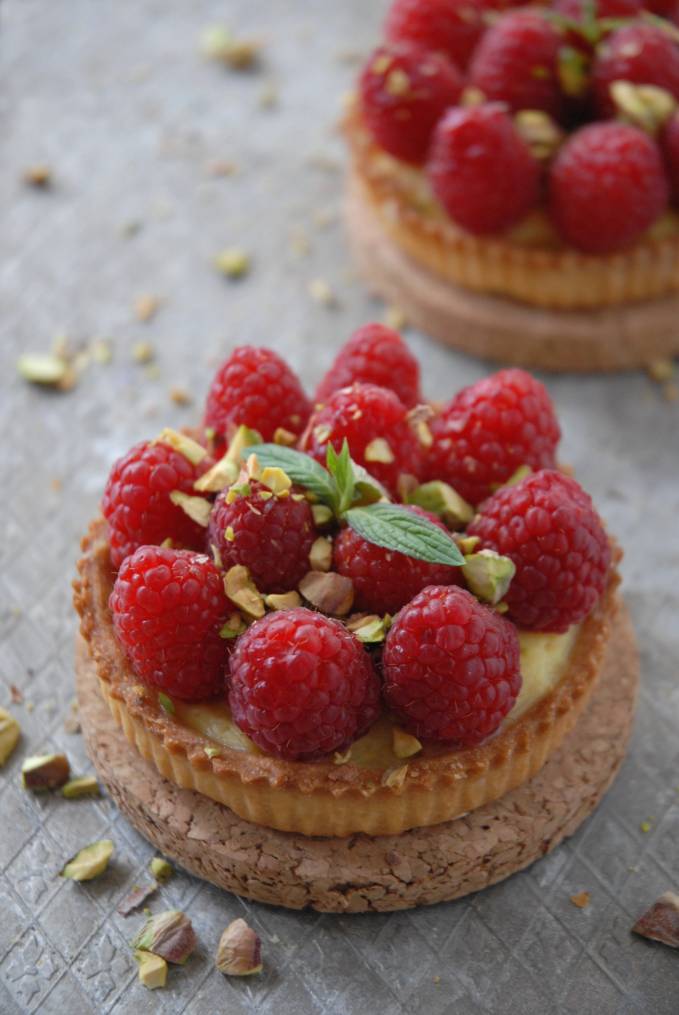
[358,0,679,253]
[105,334,611,759]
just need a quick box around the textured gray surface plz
[1,0,678,1012]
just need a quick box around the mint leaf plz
[326,440,355,514]
[345,504,464,566]
[249,444,338,509]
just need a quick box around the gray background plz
[1,1,678,1012]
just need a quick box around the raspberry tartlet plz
[74,332,638,910]
[345,0,679,370]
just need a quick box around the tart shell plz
[74,517,624,838]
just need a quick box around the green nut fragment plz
[273,427,297,446]
[133,909,197,964]
[158,693,175,715]
[61,839,114,881]
[455,534,480,555]
[309,536,332,573]
[311,504,333,527]
[515,109,564,159]
[150,857,173,882]
[611,81,677,134]
[215,918,262,976]
[299,571,354,617]
[462,550,516,606]
[364,438,395,464]
[194,457,239,494]
[264,591,302,611]
[497,464,533,490]
[201,26,261,69]
[406,480,474,530]
[22,753,70,792]
[381,763,408,789]
[346,613,390,644]
[62,775,100,799]
[224,566,265,619]
[219,611,248,638]
[169,490,212,527]
[214,248,251,278]
[392,727,422,759]
[16,353,68,386]
[153,427,207,466]
[135,950,168,990]
[260,466,292,496]
[0,708,21,766]
[205,746,222,759]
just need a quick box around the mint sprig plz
[250,441,463,568]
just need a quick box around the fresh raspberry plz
[228,608,381,760]
[644,0,676,13]
[425,369,560,506]
[549,122,668,253]
[467,470,610,632]
[384,0,485,70]
[110,546,231,701]
[207,480,315,593]
[662,111,679,200]
[592,23,679,118]
[553,0,642,19]
[315,323,422,409]
[334,506,461,615]
[382,585,521,746]
[299,383,423,497]
[427,104,542,235]
[204,346,311,444]
[468,10,565,119]
[102,440,208,570]
[358,43,463,164]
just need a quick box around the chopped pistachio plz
[462,550,516,606]
[455,534,481,555]
[264,591,302,611]
[392,728,422,759]
[215,918,262,976]
[309,536,333,572]
[160,537,175,549]
[381,763,408,789]
[132,341,155,364]
[569,890,591,909]
[158,693,175,715]
[632,892,679,949]
[0,709,21,766]
[311,504,333,527]
[135,294,160,322]
[133,909,197,964]
[215,248,251,278]
[333,748,352,765]
[273,427,297,446]
[460,85,485,107]
[62,776,100,799]
[23,164,51,187]
[194,457,239,494]
[260,466,292,496]
[224,566,265,619]
[61,839,114,881]
[16,353,68,387]
[201,26,261,69]
[135,950,168,989]
[500,464,533,489]
[245,453,262,481]
[118,882,158,916]
[313,423,331,444]
[169,386,192,406]
[90,338,113,364]
[225,481,251,504]
[205,746,222,759]
[169,490,212,526]
[346,614,389,644]
[22,754,70,792]
[150,857,173,882]
[225,525,236,542]
[647,358,675,383]
[308,277,337,307]
[611,81,676,134]
[384,305,406,330]
[219,612,248,639]
[364,438,395,464]
[299,571,354,617]
[154,427,207,466]
[515,109,564,160]
[406,480,474,530]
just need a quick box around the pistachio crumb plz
[169,386,192,406]
[0,708,21,766]
[134,294,160,323]
[23,165,51,187]
[384,305,407,330]
[646,358,675,383]
[215,248,251,279]
[264,591,302,611]
[169,490,212,526]
[308,278,337,307]
[132,341,155,364]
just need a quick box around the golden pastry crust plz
[344,108,679,311]
[73,517,622,837]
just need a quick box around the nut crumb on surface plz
[169,386,192,406]
[135,294,160,323]
[308,278,337,307]
[132,341,155,364]
[570,890,591,909]
[23,165,51,187]
[215,248,251,278]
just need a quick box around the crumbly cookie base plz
[76,606,638,913]
[346,172,679,373]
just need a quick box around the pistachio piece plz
[215,918,262,976]
[381,763,408,789]
[260,466,292,496]
[557,46,589,99]
[169,490,212,526]
[201,26,261,69]
[135,294,160,322]
[62,775,100,799]
[299,571,354,617]
[150,857,173,882]
[647,358,675,383]
[132,340,155,364]
[205,746,222,759]
[135,950,168,989]
[333,748,352,765]
[158,692,174,715]
[61,839,114,881]
[133,909,197,964]
[455,534,480,555]
[219,611,248,638]
[392,728,422,759]
[462,550,516,606]
[117,881,158,917]
[215,248,251,278]
[224,566,265,619]
[24,164,51,187]
[0,708,21,766]
[632,892,679,949]
[22,753,70,792]
[273,427,297,446]
[406,480,474,529]
[264,591,302,611]
[309,536,332,572]
[498,464,533,489]
[346,614,390,644]
[308,278,337,307]
[515,109,564,159]
[153,427,207,466]
[16,353,68,387]
[364,438,395,464]
[311,503,333,527]
[194,456,239,493]
[611,81,676,134]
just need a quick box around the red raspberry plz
[553,0,642,19]
[334,506,461,615]
[299,383,423,497]
[549,122,668,253]
[358,43,463,164]
[383,585,521,745]
[427,104,542,235]
[467,470,611,632]
[425,369,560,507]
[204,346,311,444]
[592,23,679,118]
[468,10,565,119]
[102,440,207,570]
[644,0,676,13]
[384,0,485,70]
[315,323,422,409]
[662,111,679,200]
[228,608,381,760]
[207,480,315,593]
[110,546,231,701]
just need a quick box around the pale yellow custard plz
[175,626,579,770]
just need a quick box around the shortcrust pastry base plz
[76,606,637,913]
[346,171,679,373]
